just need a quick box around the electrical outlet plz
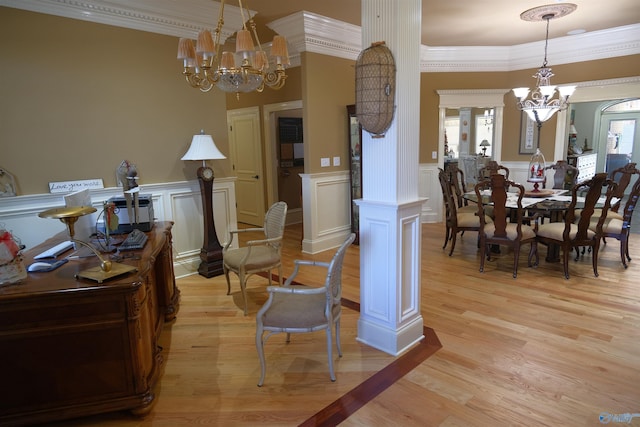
[432,151,438,159]
[333,156,340,166]
[321,157,330,167]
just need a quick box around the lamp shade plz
[181,131,226,161]
[480,139,490,147]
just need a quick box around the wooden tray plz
[524,189,554,198]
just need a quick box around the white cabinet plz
[568,153,597,183]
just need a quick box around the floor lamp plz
[182,130,226,278]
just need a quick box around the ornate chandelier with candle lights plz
[513,4,577,124]
[176,0,289,97]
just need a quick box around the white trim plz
[2,1,637,71]
[0,178,238,279]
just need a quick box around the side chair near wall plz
[223,201,288,315]
[535,173,617,279]
[438,168,493,256]
[474,174,538,278]
[592,164,640,268]
[255,233,356,386]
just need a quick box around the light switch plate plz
[333,156,340,166]
[321,157,330,167]
[432,151,437,159]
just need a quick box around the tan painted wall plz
[420,55,640,163]
[301,52,356,174]
[2,7,638,196]
[0,7,231,195]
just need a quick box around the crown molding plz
[2,0,638,72]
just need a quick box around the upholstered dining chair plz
[255,233,355,387]
[535,173,617,279]
[447,163,476,214]
[608,162,638,215]
[591,164,640,268]
[474,174,538,278]
[438,168,492,256]
[478,160,510,180]
[543,160,579,190]
[223,201,288,315]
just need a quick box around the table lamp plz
[480,139,490,156]
[39,206,137,282]
[182,130,227,278]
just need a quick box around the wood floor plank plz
[40,222,640,426]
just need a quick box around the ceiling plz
[2,0,638,51]
[249,0,640,47]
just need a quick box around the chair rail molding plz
[0,178,238,279]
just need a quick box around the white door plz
[227,107,265,226]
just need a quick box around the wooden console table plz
[0,221,179,426]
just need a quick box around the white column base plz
[355,198,425,356]
[357,314,424,356]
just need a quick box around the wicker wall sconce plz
[355,41,396,138]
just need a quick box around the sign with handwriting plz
[48,179,104,194]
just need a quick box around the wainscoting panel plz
[300,171,352,254]
[419,164,440,223]
[0,178,237,279]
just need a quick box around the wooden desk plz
[0,222,179,426]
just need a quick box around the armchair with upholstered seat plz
[535,173,617,279]
[447,163,476,214]
[591,164,640,268]
[223,201,287,315]
[255,233,356,386]
[474,174,538,278]
[543,160,579,190]
[438,168,492,256]
[478,160,509,181]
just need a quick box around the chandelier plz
[483,109,494,127]
[176,0,289,98]
[513,4,577,124]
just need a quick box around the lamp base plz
[75,263,138,284]
[198,247,224,278]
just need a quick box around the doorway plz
[593,99,640,191]
[263,100,304,225]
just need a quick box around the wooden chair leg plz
[563,248,570,280]
[448,233,457,256]
[512,246,520,278]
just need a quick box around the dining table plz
[464,189,618,262]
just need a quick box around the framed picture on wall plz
[519,112,538,154]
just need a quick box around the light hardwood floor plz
[46,222,640,426]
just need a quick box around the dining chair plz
[474,174,538,278]
[438,168,492,256]
[446,163,476,214]
[255,233,355,386]
[543,160,579,190]
[591,164,640,268]
[478,160,510,180]
[535,173,617,279]
[608,162,638,215]
[223,201,288,315]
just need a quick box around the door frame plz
[263,100,303,207]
